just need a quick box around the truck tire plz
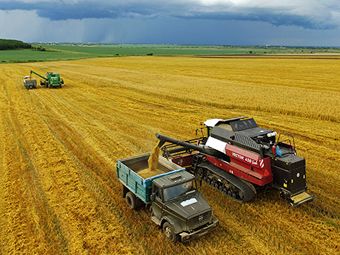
[162,222,177,242]
[125,192,137,209]
[125,192,143,210]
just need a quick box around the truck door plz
[151,185,163,220]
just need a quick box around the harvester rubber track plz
[195,162,256,202]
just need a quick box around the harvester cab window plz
[217,123,233,131]
[231,118,258,131]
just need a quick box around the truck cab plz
[150,171,217,242]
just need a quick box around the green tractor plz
[30,70,64,88]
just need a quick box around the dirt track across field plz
[0,56,339,254]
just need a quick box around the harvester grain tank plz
[116,153,218,242]
[30,70,64,88]
[156,117,314,206]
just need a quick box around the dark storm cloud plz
[0,1,157,20]
[178,10,337,30]
[0,0,339,29]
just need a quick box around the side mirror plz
[150,194,155,202]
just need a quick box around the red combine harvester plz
[156,117,314,206]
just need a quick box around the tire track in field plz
[61,67,340,148]
[29,90,193,255]
[30,91,144,253]
[0,67,136,254]
[0,76,9,254]
[61,68,340,123]
[0,72,68,254]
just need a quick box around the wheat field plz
[0,56,339,254]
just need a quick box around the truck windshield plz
[163,181,193,202]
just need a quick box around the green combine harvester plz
[29,70,64,88]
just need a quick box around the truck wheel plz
[125,192,137,210]
[125,192,143,210]
[162,222,177,242]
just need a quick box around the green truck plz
[117,153,218,242]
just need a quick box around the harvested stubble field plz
[0,56,339,255]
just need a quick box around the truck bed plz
[117,153,185,204]
[23,79,37,89]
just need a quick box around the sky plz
[0,0,340,46]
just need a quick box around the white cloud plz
[0,10,85,42]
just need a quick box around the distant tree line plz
[0,39,32,50]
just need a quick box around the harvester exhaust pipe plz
[156,133,223,158]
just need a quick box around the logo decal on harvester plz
[232,152,262,167]
[259,159,264,168]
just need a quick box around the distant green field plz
[1,44,340,63]
[0,49,87,63]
